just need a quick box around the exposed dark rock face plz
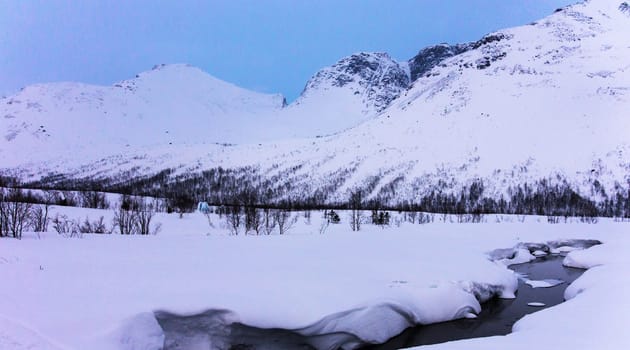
[471,32,510,50]
[300,32,514,112]
[300,52,410,112]
[408,43,471,81]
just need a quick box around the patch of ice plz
[527,302,546,307]
[525,279,564,288]
[550,245,578,254]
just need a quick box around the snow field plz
[1,204,629,349]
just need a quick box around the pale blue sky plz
[1,0,575,101]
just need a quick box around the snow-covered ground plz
[1,205,629,349]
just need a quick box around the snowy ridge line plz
[3,0,629,195]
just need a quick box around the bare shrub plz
[78,216,109,234]
[51,214,81,238]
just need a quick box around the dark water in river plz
[361,254,584,349]
[157,254,584,350]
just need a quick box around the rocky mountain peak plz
[299,52,410,113]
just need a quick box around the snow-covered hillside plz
[0,64,287,163]
[284,52,410,134]
[1,53,411,164]
[2,0,630,209]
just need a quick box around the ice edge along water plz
[103,239,600,349]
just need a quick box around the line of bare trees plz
[113,195,161,235]
[0,188,161,239]
[214,205,298,235]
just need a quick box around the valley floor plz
[0,206,629,349]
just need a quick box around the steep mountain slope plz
[408,43,471,82]
[236,52,412,141]
[3,0,630,212]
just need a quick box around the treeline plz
[11,168,630,219]
[0,187,161,239]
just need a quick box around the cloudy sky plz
[1,0,575,101]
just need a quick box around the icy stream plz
[362,254,585,349]
[155,245,594,350]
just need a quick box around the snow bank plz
[411,224,630,350]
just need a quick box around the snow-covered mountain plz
[287,52,409,126]
[0,63,287,163]
[3,0,630,210]
[1,53,411,163]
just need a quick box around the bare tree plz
[248,208,263,235]
[0,188,32,239]
[112,196,160,235]
[29,205,49,233]
[349,189,364,232]
[263,208,277,235]
[226,205,243,235]
[136,198,160,235]
[80,190,109,209]
[114,196,138,235]
[30,190,56,233]
[407,211,417,224]
[319,210,330,234]
[303,210,312,225]
[275,209,297,235]
[0,189,6,237]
